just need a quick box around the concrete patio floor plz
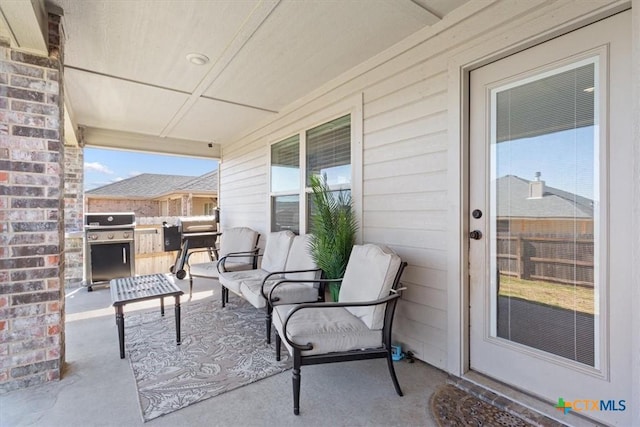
[0,275,449,427]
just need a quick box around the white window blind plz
[496,64,594,143]
[306,115,351,187]
[271,135,300,193]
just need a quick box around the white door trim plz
[629,1,640,424]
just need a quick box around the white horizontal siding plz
[219,0,621,370]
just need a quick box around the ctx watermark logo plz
[555,397,627,414]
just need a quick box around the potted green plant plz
[308,174,358,301]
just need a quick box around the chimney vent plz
[528,173,545,199]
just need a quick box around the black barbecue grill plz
[85,212,136,291]
[164,213,220,279]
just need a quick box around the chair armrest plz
[281,293,403,351]
[267,277,340,306]
[260,269,323,299]
[185,247,219,265]
[217,249,261,273]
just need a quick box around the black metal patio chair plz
[271,243,407,415]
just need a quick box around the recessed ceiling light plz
[186,53,209,66]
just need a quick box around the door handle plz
[469,230,483,240]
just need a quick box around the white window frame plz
[267,94,363,238]
[203,202,216,216]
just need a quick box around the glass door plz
[489,58,599,367]
[468,11,632,426]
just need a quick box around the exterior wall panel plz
[218,0,624,369]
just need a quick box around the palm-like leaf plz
[308,174,358,300]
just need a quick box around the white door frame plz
[445,6,638,421]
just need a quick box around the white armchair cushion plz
[240,279,319,309]
[261,231,295,272]
[219,227,259,265]
[219,269,271,293]
[282,234,319,280]
[273,304,383,356]
[189,261,219,278]
[190,258,251,279]
[338,244,402,330]
[190,227,258,279]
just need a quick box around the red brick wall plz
[86,198,160,217]
[0,14,65,392]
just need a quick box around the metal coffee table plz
[110,274,184,359]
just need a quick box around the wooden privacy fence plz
[496,234,594,287]
[134,216,213,276]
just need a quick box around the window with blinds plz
[269,114,352,234]
[271,135,300,193]
[306,115,351,186]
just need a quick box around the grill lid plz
[85,212,136,228]
[178,215,218,233]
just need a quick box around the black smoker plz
[164,211,219,279]
[85,212,136,291]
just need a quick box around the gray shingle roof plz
[175,170,218,193]
[86,171,217,198]
[496,175,593,218]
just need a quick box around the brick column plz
[0,13,66,392]
[64,145,84,288]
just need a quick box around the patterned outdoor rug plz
[430,384,535,427]
[124,298,291,422]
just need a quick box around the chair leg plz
[221,286,227,308]
[275,332,281,361]
[292,351,302,415]
[386,349,404,396]
[189,276,193,300]
[266,306,273,344]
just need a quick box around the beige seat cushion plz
[240,279,319,309]
[218,269,271,293]
[273,304,382,356]
[190,259,251,279]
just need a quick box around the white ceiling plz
[35,0,469,156]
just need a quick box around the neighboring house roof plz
[496,175,593,219]
[175,170,218,193]
[86,170,218,199]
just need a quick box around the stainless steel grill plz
[164,213,219,279]
[85,212,136,291]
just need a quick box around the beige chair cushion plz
[190,227,258,279]
[219,269,271,293]
[338,244,402,330]
[218,231,293,294]
[190,259,251,279]
[219,227,259,265]
[282,234,319,280]
[273,304,382,356]
[260,231,295,272]
[240,279,319,309]
[239,234,320,309]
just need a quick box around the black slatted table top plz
[111,273,183,306]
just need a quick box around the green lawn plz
[498,275,594,315]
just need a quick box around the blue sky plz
[494,127,595,200]
[84,147,218,190]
